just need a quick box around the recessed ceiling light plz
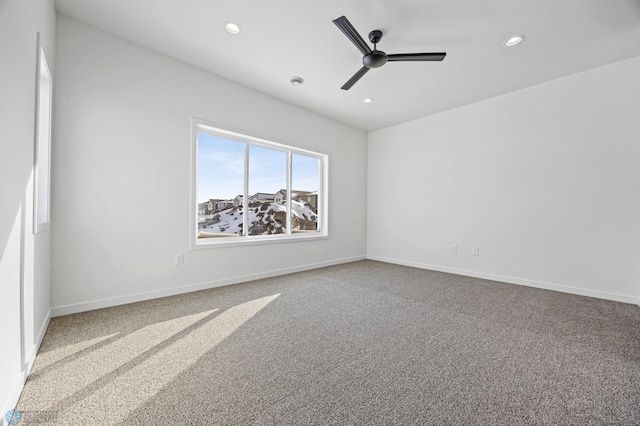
[290,76,304,86]
[505,35,525,47]
[363,98,374,104]
[225,22,241,35]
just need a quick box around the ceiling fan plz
[332,16,446,90]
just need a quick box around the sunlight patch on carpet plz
[32,294,279,424]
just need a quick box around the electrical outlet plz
[472,246,480,256]
[35,278,41,296]
[175,253,184,265]
[451,244,458,254]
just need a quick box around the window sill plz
[191,233,329,250]
[34,222,50,234]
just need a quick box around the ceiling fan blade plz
[341,66,370,90]
[388,52,447,61]
[333,16,372,56]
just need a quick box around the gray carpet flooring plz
[16,260,640,425]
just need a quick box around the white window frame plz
[34,39,52,234]
[191,119,329,249]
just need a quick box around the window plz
[192,120,327,247]
[34,45,52,233]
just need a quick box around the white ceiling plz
[54,0,640,132]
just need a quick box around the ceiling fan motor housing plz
[363,50,388,68]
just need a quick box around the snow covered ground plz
[198,201,317,236]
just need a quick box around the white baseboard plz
[25,308,51,372]
[51,256,366,317]
[2,374,25,426]
[2,309,51,426]
[367,255,640,306]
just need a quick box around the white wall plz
[368,56,640,305]
[52,16,367,315]
[0,0,55,420]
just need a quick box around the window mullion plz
[243,142,249,237]
[286,151,292,235]
[317,157,323,233]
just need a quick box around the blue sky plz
[198,133,319,202]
